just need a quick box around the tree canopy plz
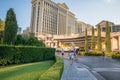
[15,35,45,47]
[91,26,95,51]
[105,21,111,52]
[85,28,88,52]
[4,8,18,44]
[0,19,4,31]
[0,19,5,44]
[97,25,102,52]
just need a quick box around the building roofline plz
[57,2,69,9]
[96,20,115,26]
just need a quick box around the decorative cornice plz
[32,0,37,3]
[96,20,115,27]
[57,2,69,10]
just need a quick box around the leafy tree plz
[4,8,18,44]
[0,19,4,31]
[14,35,45,47]
[97,25,102,52]
[0,19,5,44]
[15,35,25,45]
[27,37,45,47]
[91,26,95,51]
[105,21,111,52]
[85,28,88,52]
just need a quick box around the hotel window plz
[102,27,110,32]
[38,2,40,5]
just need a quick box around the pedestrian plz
[61,48,64,58]
[102,49,105,60]
[75,48,79,60]
[70,50,74,65]
[68,49,71,60]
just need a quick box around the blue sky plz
[0,0,120,30]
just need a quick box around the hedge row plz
[112,53,120,59]
[79,51,103,56]
[39,57,64,80]
[0,45,55,66]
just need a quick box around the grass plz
[39,57,64,80]
[0,61,54,80]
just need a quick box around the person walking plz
[68,49,71,60]
[75,48,79,60]
[102,49,105,60]
[70,50,74,65]
[61,48,64,58]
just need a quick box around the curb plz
[79,63,106,80]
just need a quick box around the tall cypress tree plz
[105,21,111,52]
[91,26,95,51]
[4,8,18,44]
[0,19,4,43]
[97,25,102,52]
[85,28,88,52]
[0,19,4,31]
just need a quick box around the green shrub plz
[39,57,64,80]
[0,45,55,66]
[105,52,115,57]
[0,58,7,66]
[15,35,46,47]
[78,51,86,56]
[90,51,103,56]
[79,51,103,56]
[112,53,120,59]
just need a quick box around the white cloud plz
[105,0,112,3]
[105,0,118,4]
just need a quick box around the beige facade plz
[66,11,76,35]
[30,0,91,37]
[30,0,94,47]
[96,20,115,32]
[95,20,120,51]
[75,20,92,34]
[53,20,120,51]
[110,32,120,51]
[57,3,67,35]
[30,0,58,37]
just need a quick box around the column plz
[112,37,118,50]
[55,41,58,48]
[118,36,120,50]
[112,37,115,50]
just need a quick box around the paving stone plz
[61,57,97,80]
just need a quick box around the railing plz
[111,32,120,37]
[53,31,106,39]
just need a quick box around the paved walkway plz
[61,57,97,80]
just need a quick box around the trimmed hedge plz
[112,53,120,59]
[79,51,103,56]
[0,45,55,66]
[85,52,103,56]
[78,51,86,56]
[105,52,116,57]
[39,57,64,80]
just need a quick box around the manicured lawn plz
[40,57,64,80]
[0,61,54,80]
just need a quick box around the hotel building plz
[30,0,92,38]
[29,0,120,50]
[96,20,120,51]
[30,0,94,47]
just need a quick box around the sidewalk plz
[61,57,97,80]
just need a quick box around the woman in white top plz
[70,50,74,64]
